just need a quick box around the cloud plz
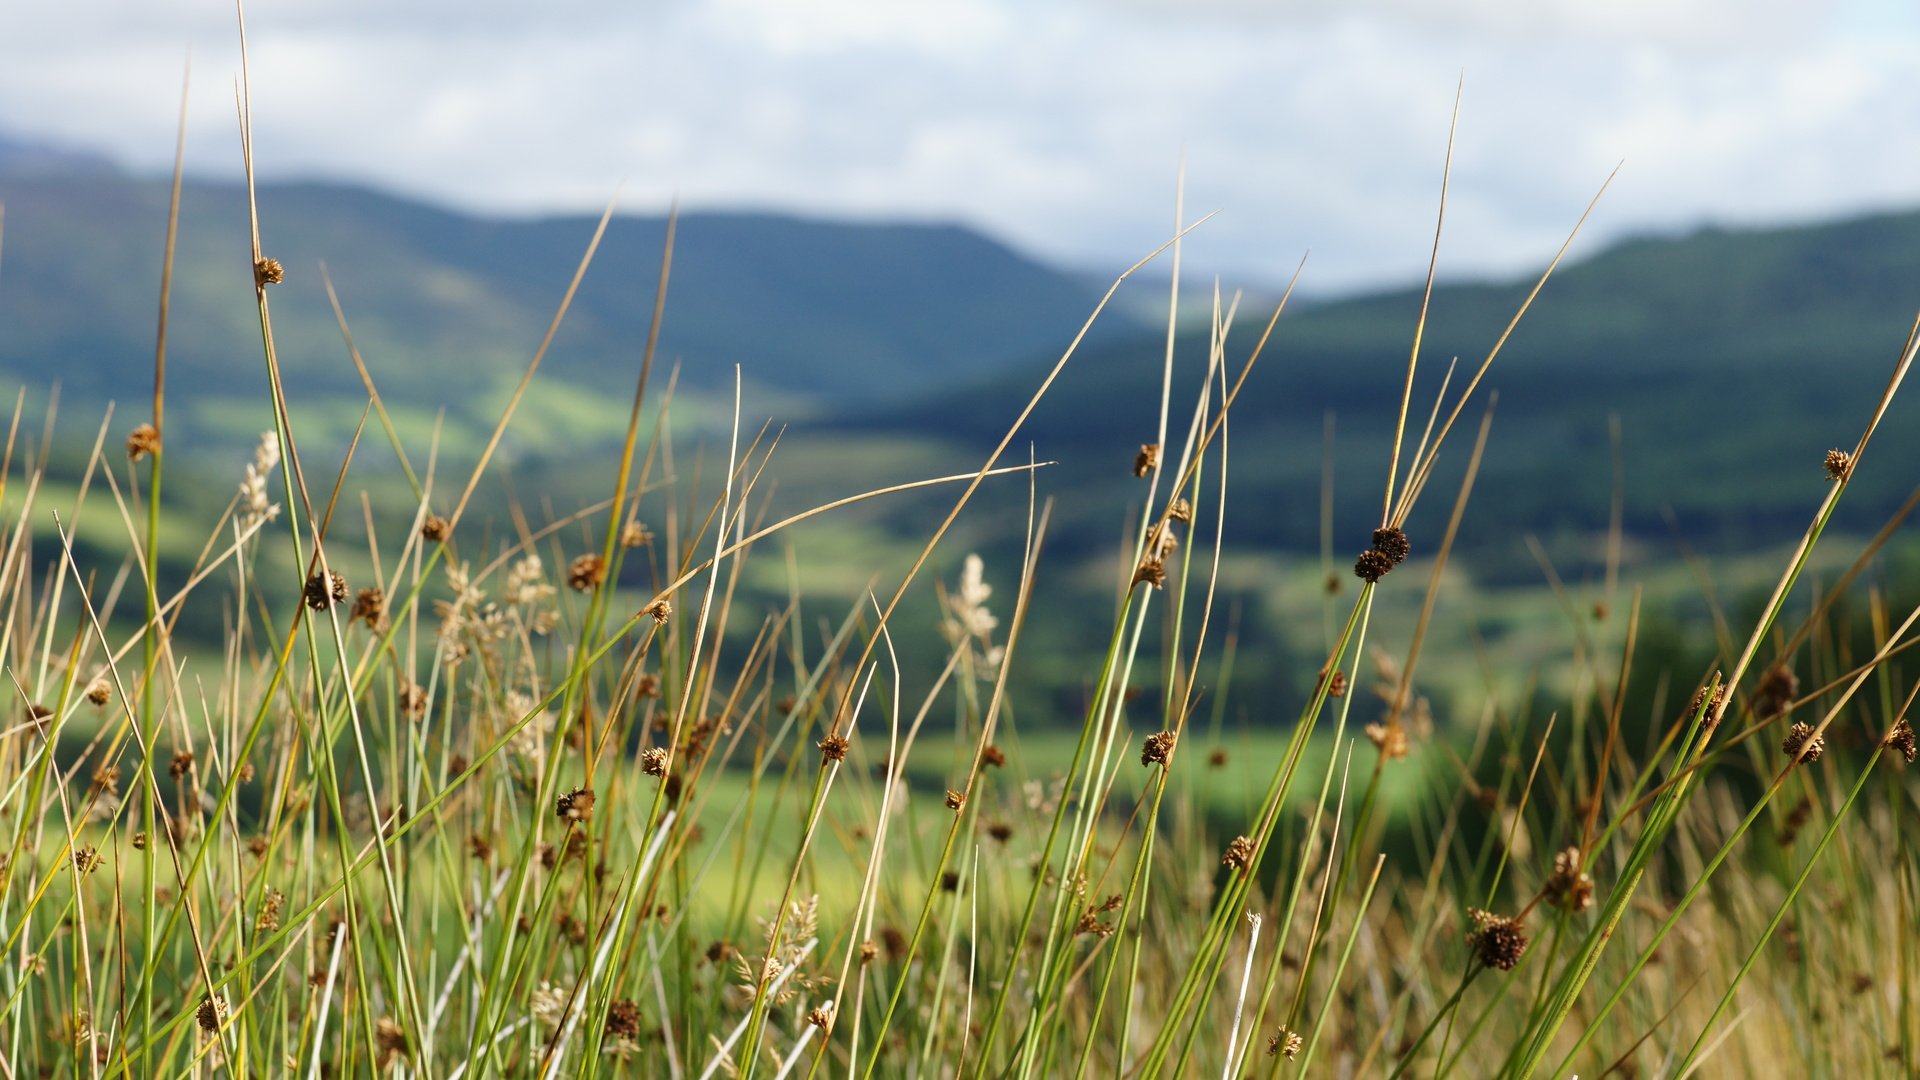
[1,1,1917,292]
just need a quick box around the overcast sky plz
[4,1,1918,291]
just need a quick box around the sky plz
[3,0,1919,292]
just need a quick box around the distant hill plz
[0,138,1140,465]
[841,210,1920,571]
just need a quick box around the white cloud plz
[1,0,1917,292]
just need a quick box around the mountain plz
[840,210,1920,573]
[0,141,1141,464]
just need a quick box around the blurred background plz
[4,0,1920,723]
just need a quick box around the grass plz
[3,36,1920,1080]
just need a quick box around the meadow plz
[5,64,1920,1080]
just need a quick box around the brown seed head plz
[1208,748,1229,769]
[398,681,428,721]
[818,734,850,763]
[1364,722,1410,760]
[126,423,161,462]
[1268,1028,1304,1059]
[567,554,607,592]
[1222,834,1255,871]
[1372,526,1411,565]
[1133,442,1161,477]
[131,831,147,851]
[1754,663,1799,719]
[644,598,673,624]
[556,787,596,822]
[981,744,1007,768]
[195,995,228,1034]
[1132,557,1166,590]
[1141,730,1176,767]
[169,750,194,779]
[987,820,1013,843]
[352,587,387,629]
[1325,670,1348,698]
[1885,719,1917,764]
[1354,547,1394,583]
[73,846,104,874]
[944,789,967,811]
[1544,846,1595,912]
[940,870,961,892]
[641,747,670,777]
[805,1003,835,1032]
[606,998,643,1040]
[859,939,880,965]
[1782,721,1825,764]
[1467,908,1529,971]
[305,569,348,611]
[420,515,451,543]
[468,833,493,862]
[1168,498,1193,523]
[25,702,53,733]
[253,257,285,286]
[619,521,653,548]
[85,680,112,707]
[1824,448,1853,481]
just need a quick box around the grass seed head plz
[1824,448,1854,481]
[253,256,285,286]
[1133,442,1161,477]
[641,747,670,777]
[1222,835,1254,871]
[1168,497,1193,522]
[1365,722,1409,760]
[169,750,193,779]
[944,789,967,811]
[1467,908,1529,971]
[195,995,227,1034]
[619,521,653,548]
[421,515,451,542]
[981,744,1006,768]
[567,553,607,592]
[1269,1028,1304,1059]
[556,787,595,823]
[352,587,387,629]
[304,569,347,611]
[1141,730,1176,767]
[1885,718,1917,764]
[1208,747,1229,768]
[1782,721,1825,764]
[1133,556,1166,590]
[1544,846,1595,912]
[126,423,160,462]
[606,999,642,1039]
[1354,547,1395,583]
[84,679,111,707]
[644,598,673,624]
[805,1003,835,1032]
[1372,526,1411,565]
[818,733,849,763]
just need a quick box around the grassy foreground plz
[5,65,1920,1080]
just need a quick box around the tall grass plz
[2,36,1918,1080]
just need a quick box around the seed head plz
[1168,498,1193,523]
[1141,730,1176,767]
[1885,718,1917,764]
[643,598,673,624]
[980,744,1007,768]
[567,554,607,593]
[1782,721,1825,764]
[469,833,493,862]
[1544,846,1595,912]
[1208,748,1229,769]
[73,846,104,874]
[641,747,670,778]
[944,789,967,811]
[1268,1028,1304,1059]
[420,515,451,543]
[606,999,642,1040]
[1824,448,1853,481]
[1133,443,1161,477]
[352,587,387,630]
[805,1003,835,1032]
[556,787,595,823]
[1467,908,1528,971]
[1754,663,1798,719]
[397,681,428,721]
[818,733,850,763]
[1324,670,1348,698]
[1365,722,1410,760]
[859,939,880,965]
[169,750,194,779]
[1466,903,1528,972]
[987,820,1013,843]
[305,569,348,611]
[1354,547,1394,583]
[1132,557,1166,590]
[84,680,112,707]
[195,995,228,1033]
[126,423,161,462]
[1222,834,1254,871]
[253,257,285,286]
[1372,526,1411,565]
